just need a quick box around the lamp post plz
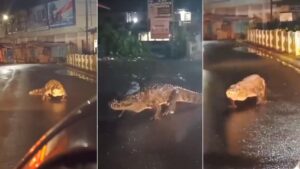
[85,0,89,54]
[2,14,9,35]
[270,0,273,22]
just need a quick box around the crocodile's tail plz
[176,87,202,104]
[29,88,45,96]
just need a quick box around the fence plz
[66,54,97,72]
[247,29,300,58]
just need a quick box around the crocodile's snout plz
[109,99,119,109]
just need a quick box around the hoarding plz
[280,12,293,22]
[148,0,172,39]
[150,18,170,39]
[148,0,172,19]
[28,4,49,31]
[48,0,75,28]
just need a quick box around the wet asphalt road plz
[99,59,202,169]
[0,64,96,169]
[204,41,300,169]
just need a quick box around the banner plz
[48,0,75,28]
[148,0,173,39]
[150,18,170,39]
[148,0,172,19]
[28,4,49,31]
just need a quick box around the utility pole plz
[86,0,89,53]
[270,0,273,22]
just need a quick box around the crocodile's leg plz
[42,92,51,101]
[153,105,162,120]
[42,94,47,101]
[163,89,178,116]
[61,95,67,102]
[257,89,267,105]
[229,99,237,109]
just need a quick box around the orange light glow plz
[26,145,48,169]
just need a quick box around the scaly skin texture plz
[109,84,201,120]
[29,80,67,102]
[226,74,266,108]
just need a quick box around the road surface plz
[204,41,300,169]
[0,64,96,169]
[99,59,202,169]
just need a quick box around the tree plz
[99,23,149,58]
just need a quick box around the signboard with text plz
[280,12,293,22]
[47,0,76,28]
[150,18,170,39]
[148,0,172,39]
[148,0,172,19]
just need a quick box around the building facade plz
[204,0,300,40]
[0,0,97,54]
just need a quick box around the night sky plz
[99,0,202,12]
[0,0,45,12]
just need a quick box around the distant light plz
[133,17,139,24]
[178,9,192,22]
[179,9,186,16]
[2,14,8,21]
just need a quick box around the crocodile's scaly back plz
[175,86,202,104]
[110,84,201,120]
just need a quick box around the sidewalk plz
[244,42,300,73]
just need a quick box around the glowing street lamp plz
[178,9,191,22]
[2,14,8,21]
[133,17,139,24]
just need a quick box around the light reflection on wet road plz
[204,42,300,169]
[0,64,96,169]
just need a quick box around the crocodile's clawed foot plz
[151,115,162,121]
[258,99,268,105]
[162,110,174,116]
[61,97,67,102]
[228,104,237,109]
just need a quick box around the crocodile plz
[226,74,266,108]
[29,79,67,101]
[109,84,201,120]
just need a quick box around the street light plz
[2,14,8,21]
[178,9,191,22]
[2,14,9,35]
[133,17,139,24]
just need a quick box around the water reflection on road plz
[204,42,300,169]
[225,107,262,156]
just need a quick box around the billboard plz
[28,4,49,31]
[150,18,170,39]
[280,12,293,22]
[47,0,75,28]
[148,0,172,39]
[148,0,172,19]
